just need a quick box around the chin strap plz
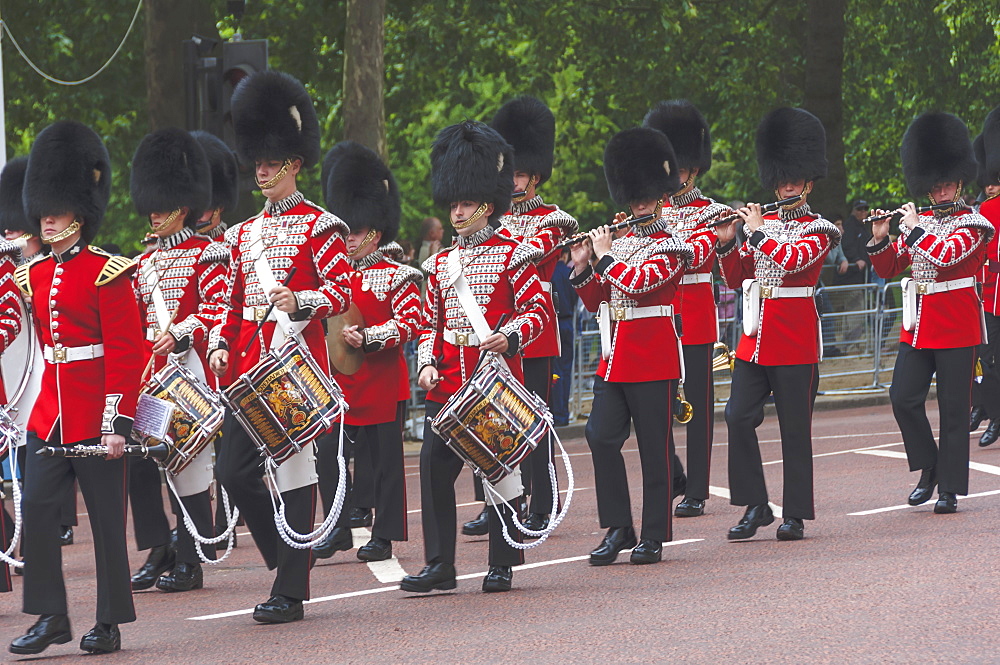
[41,220,81,245]
[452,202,489,230]
[257,159,292,190]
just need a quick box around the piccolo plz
[37,442,170,460]
[554,213,657,249]
[861,202,957,224]
[704,196,803,228]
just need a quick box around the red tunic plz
[869,208,992,349]
[717,206,838,366]
[418,224,549,403]
[570,218,693,382]
[662,188,730,345]
[16,243,145,444]
[335,250,421,426]
[211,191,353,372]
[496,196,578,358]
[978,197,1000,314]
[0,245,24,403]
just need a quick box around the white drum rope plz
[0,445,24,568]
[165,472,240,565]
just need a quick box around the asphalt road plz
[2,401,999,663]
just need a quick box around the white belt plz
[914,277,976,295]
[444,329,480,347]
[681,273,712,285]
[597,303,674,359]
[242,305,275,322]
[145,328,163,342]
[43,344,105,364]
[759,285,815,299]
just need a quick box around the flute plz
[704,196,803,229]
[554,213,657,250]
[861,202,957,224]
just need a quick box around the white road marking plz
[855,449,1000,476]
[405,486,590,515]
[762,441,904,466]
[187,538,704,621]
[847,489,1000,516]
[367,557,409,584]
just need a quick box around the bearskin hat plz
[231,70,321,169]
[431,120,513,222]
[0,157,30,236]
[755,107,827,191]
[977,106,1000,189]
[130,128,211,227]
[643,100,712,175]
[603,127,680,207]
[192,130,240,213]
[490,96,555,186]
[322,141,401,244]
[901,111,977,198]
[23,120,111,244]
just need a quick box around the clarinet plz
[37,443,170,460]
[861,202,958,224]
[704,196,803,229]
[554,213,657,250]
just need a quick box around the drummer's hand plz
[342,324,364,349]
[589,225,613,259]
[210,349,229,377]
[102,434,125,460]
[269,285,298,314]
[480,332,509,354]
[151,331,177,356]
[418,365,441,391]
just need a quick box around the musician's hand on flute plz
[480,332,509,354]
[898,202,919,231]
[569,235,593,271]
[342,324,364,349]
[590,225,613,259]
[151,331,177,356]
[715,217,737,244]
[418,365,441,391]
[269,285,298,314]
[102,433,125,460]
[210,349,229,377]
[868,208,892,243]
[737,203,765,233]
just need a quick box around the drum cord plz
[483,425,575,550]
[0,439,25,569]
[165,473,241,565]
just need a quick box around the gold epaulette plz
[95,254,137,286]
[13,259,40,297]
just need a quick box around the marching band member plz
[11,121,144,655]
[207,70,353,624]
[312,140,420,562]
[490,96,578,532]
[643,100,733,518]
[570,127,691,566]
[401,120,548,594]
[130,127,228,591]
[972,108,1000,448]
[715,107,839,542]
[867,112,992,514]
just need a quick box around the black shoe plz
[675,497,706,517]
[130,544,175,590]
[59,526,73,547]
[9,614,72,655]
[357,537,392,562]
[155,562,203,592]
[79,623,120,654]
[523,512,550,533]
[776,518,805,541]
[482,565,513,592]
[727,504,775,540]
[672,475,687,501]
[400,562,457,593]
[13,559,22,575]
[629,539,662,564]
[908,467,937,506]
[588,526,638,566]
[312,526,353,560]
[970,405,987,431]
[215,525,237,551]
[348,507,373,528]
[252,595,303,624]
[933,492,958,514]
[461,507,489,537]
[980,420,1000,447]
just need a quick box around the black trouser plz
[586,377,675,542]
[671,343,714,500]
[352,429,376,512]
[890,343,976,495]
[216,415,315,601]
[726,360,818,519]
[317,402,408,542]
[522,356,557,514]
[129,456,171,551]
[21,433,135,624]
[16,445,77,529]
[973,313,1000,420]
[551,319,575,425]
[420,401,523,566]
[172,490,215,565]
[0,502,12,592]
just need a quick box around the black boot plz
[908,467,937,506]
[727,504,775,540]
[79,623,120,654]
[348,507,373,528]
[59,526,73,546]
[970,405,987,431]
[400,563,457,593]
[933,492,958,514]
[9,614,72,655]
[629,539,663,564]
[776,518,805,541]
[589,526,638,566]
[156,562,204,592]
[131,543,176,590]
[675,497,706,517]
[482,566,513,592]
[253,595,304,623]
[215,523,237,551]
[312,526,353,560]
[523,512,550,534]
[461,507,489,536]
[980,420,1000,447]
[357,537,392,562]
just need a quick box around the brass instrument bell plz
[712,342,735,372]
[674,384,693,424]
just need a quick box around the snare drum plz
[431,356,551,483]
[132,362,225,475]
[224,338,345,465]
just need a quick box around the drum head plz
[327,303,365,376]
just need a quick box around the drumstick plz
[141,306,182,384]
[242,266,298,357]
[470,313,510,377]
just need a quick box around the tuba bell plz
[712,342,735,373]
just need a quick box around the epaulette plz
[697,201,735,227]
[13,255,45,297]
[652,236,697,268]
[380,241,405,263]
[421,250,445,275]
[198,241,231,265]
[312,211,350,239]
[223,221,244,248]
[951,209,996,241]
[802,217,842,249]
[389,263,423,290]
[0,239,22,259]
[538,207,579,234]
[95,254,137,286]
[509,240,544,269]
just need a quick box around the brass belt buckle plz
[52,347,67,363]
[916,283,929,295]
[612,306,627,321]
[254,306,268,322]
[760,286,773,299]
[454,332,469,346]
